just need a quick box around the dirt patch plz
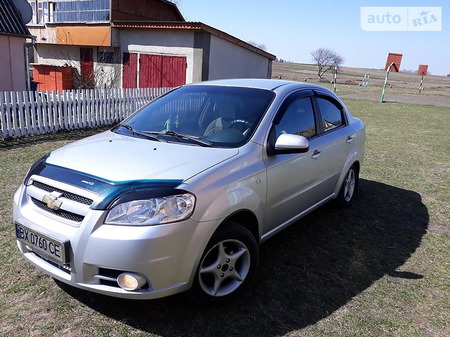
[340,91,450,107]
[272,62,450,108]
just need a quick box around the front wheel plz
[190,221,259,305]
[336,165,359,208]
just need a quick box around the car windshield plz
[115,85,275,148]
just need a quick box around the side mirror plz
[274,134,309,154]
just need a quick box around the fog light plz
[117,273,146,291]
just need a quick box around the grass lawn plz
[0,99,449,337]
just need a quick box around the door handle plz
[311,150,322,160]
[346,134,355,143]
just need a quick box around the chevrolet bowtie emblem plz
[42,191,63,211]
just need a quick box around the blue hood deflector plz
[27,160,183,210]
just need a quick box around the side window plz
[316,97,345,132]
[275,97,316,139]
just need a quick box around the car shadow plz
[56,178,429,337]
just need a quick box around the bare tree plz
[247,41,267,51]
[51,47,122,89]
[166,0,183,6]
[311,48,344,81]
[94,49,122,89]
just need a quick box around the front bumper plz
[13,182,211,300]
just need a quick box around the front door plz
[80,48,94,88]
[264,92,327,233]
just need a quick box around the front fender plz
[194,182,265,234]
[179,183,265,286]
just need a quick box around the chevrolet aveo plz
[14,79,365,305]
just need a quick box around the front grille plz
[32,180,93,205]
[31,197,85,222]
[28,178,95,223]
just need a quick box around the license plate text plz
[15,223,68,264]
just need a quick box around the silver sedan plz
[14,79,365,305]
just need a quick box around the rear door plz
[310,94,354,194]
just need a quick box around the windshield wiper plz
[145,130,212,147]
[120,124,162,142]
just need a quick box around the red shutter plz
[122,52,138,88]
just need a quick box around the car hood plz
[46,131,238,182]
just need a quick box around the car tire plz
[336,164,359,208]
[190,221,259,306]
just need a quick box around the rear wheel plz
[190,221,259,305]
[336,165,359,208]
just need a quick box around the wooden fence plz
[0,87,171,140]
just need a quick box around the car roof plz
[188,78,324,92]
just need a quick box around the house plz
[0,0,32,91]
[26,0,276,91]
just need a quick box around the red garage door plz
[162,55,187,87]
[139,54,163,87]
[139,54,186,88]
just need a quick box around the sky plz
[177,0,450,76]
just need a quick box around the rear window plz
[316,97,345,132]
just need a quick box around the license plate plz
[15,223,69,264]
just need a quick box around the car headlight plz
[105,193,195,225]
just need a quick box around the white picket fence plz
[0,87,171,140]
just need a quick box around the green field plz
[1,93,449,336]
